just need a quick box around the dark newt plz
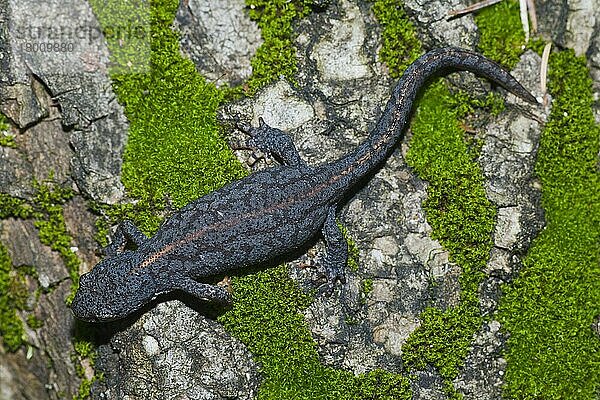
[71,48,537,322]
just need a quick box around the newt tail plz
[329,47,537,192]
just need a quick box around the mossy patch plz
[371,0,422,79]
[406,83,496,292]
[0,180,79,351]
[219,264,412,399]
[395,0,536,394]
[498,50,600,399]
[361,278,373,295]
[0,261,38,353]
[26,314,43,329]
[244,0,313,94]
[71,315,102,400]
[338,222,360,272]
[0,185,95,400]
[73,377,96,400]
[0,243,26,351]
[31,180,80,303]
[0,195,31,352]
[87,0,318,223]
[360,278,373,305]
[0,113,17,148]
[474,4,600,398]
[91,201,166,248]
[0,113,8,130]
[0,113,17,149]
[89,0,246,214]
[474,0,525,69]
[0,193,33,219]
[449,90,506,120]
[0,181,79,301]
[401,81,496,397]
[0,134,17,148]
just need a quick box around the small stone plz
[142,335,160,357]
[311,1,371,82]
[252,80,315,131]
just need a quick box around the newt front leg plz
[102,220,148,256]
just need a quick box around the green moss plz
[0,243,26,352]
[0,134,17,148]
[447,90,506,160]
[526,38,547,56]
[70,318,100,400]
[408,82,496,296]
[0,112,14,148]
[0,187,70,351]
[338,222,360,272]
[244,0,313,93]
[449,90,505,119]
[91,200,166,245]
[219,264,322,398]
[359,278,374,305]
[31,181,81,303]
[399,82,495,396]
[498,50,600,399]
[368,21,498,386]
[0,193,33,219]
[475,0,525,69]
[371,0,422,79]
[71,322,99,400]
[74,337,96,361]
[0,259,40,354]
[0,194,39,350]
[26,314,43,329]
[219,264,411,399]
[0,113,8,131]
[404,307,482,398]
[361,278,373,295]
[73,375,99,400]
[89,0,246,212]
[352,369,412,400]
[0,181,80,303]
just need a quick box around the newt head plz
[71,251,157,322]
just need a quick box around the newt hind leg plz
[320,206,348,294]
[172,277,232,305]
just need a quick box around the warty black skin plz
[71,47,537,322]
